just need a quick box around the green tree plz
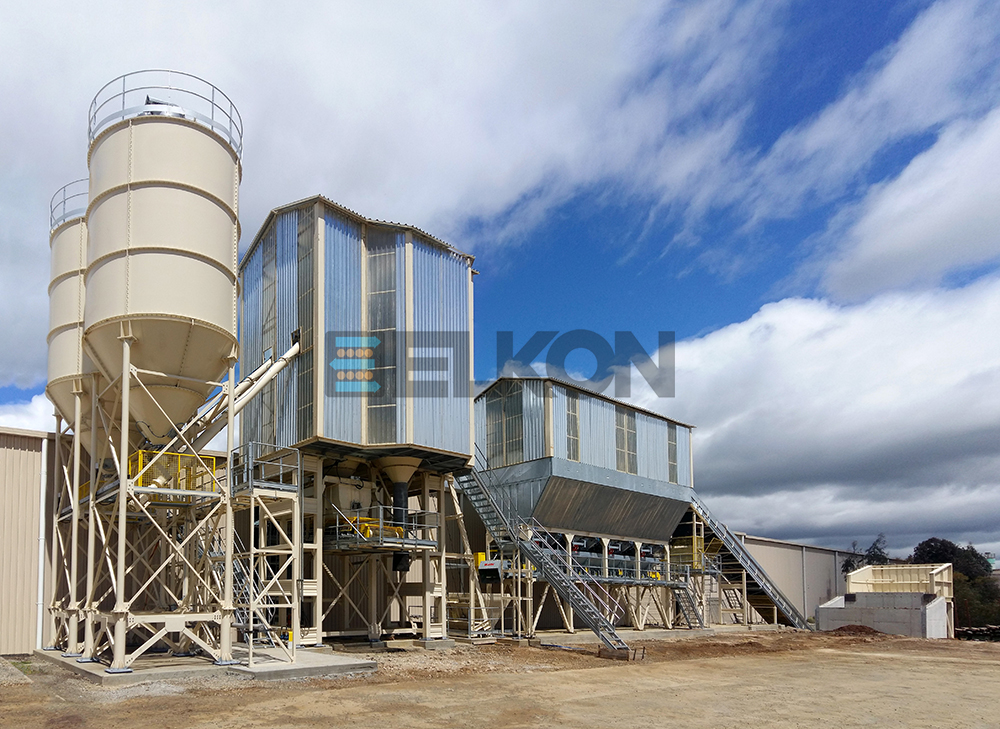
[911,537,999,628]
[865,533,890,565]
[841,535,890,574]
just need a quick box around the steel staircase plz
[674,585,705,629]
[689,493,811,630]
[455,453,631,654]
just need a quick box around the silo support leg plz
[109,332,133,673]
[218,363,237,665]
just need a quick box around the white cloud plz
[822,106,1000,300]
[746,0,1000,222]
[633,276,1000,552]
[0,0,784,389]
[0,394,54,432]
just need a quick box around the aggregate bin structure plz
[238,196,475,644]
[817,563,954,638]
[468,377,809,635]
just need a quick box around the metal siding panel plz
[552,385,567,460]
[411,238,471,456]
[744,541,807,615]
[532,477,689,542]
[395,236,407,444]
[677,425,692,486]
[322,208,363,445]
[239,242,263,446]
[522,379,545,461]
[578,392,615,471]
[274,210,299,447]
[636,413,668,482]
[0,432,43,654]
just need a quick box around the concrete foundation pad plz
[385,639,416,649]
[415,638,456,650]
[34,646,375,687]
[453,636,497,645]
[229,647,376,680]
[497,637,531,647]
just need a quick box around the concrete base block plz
[415,638,456,650]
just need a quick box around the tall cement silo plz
[46,179,89,429]
[84,70,242,444]
[79,70,245,672]
[45,179,91,656]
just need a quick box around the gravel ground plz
[2,631,1000,728]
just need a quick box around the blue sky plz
[2,0,999,556]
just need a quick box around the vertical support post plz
[564,534,574,633]
[421,476,431,640]
[367,555,379,641]
[248,500,256,668]
[291,481,301,661]
[81,376,99,661]
[219,361,237,664]
[64,389,83,656]
[109,333,133,672]
[438,478,447,638]
[312,458,325,645]
[742,569,749,625]
[634,541,642,583]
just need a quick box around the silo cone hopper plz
[375,456,422,572]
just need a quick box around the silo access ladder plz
[689,493,811,630]
[455,466,631,656]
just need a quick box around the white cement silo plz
[46,179,90,429]
[83,70,242,443]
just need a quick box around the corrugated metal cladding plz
[411,237,472,456]
[322,208,363,445]
[477,380,693,486]
[532,477,689,542]
[241,199,473,457]
[0,429,52,655]
[520,379,545,461]
[240,205,316,448]
[553,384,692,486]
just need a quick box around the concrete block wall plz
[816,592,947,638]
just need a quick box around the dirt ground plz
[3,629,1000,728]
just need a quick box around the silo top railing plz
[50,178,89,231]
[88,69,243,158]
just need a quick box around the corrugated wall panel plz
[552,385,567,460]
[677,425,692,486]
[411,238,471,456]
[395,236,406,445]
[273,210,299,448]
[532,477,689,542]
[578,392,616,471]
[240,235,264,446]
[636,413,669,482]
[322,208,363,444]
[522,379,545,461]
[0,432,45,655]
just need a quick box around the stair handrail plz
[690,492,810,629]
[464,445,629,640]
